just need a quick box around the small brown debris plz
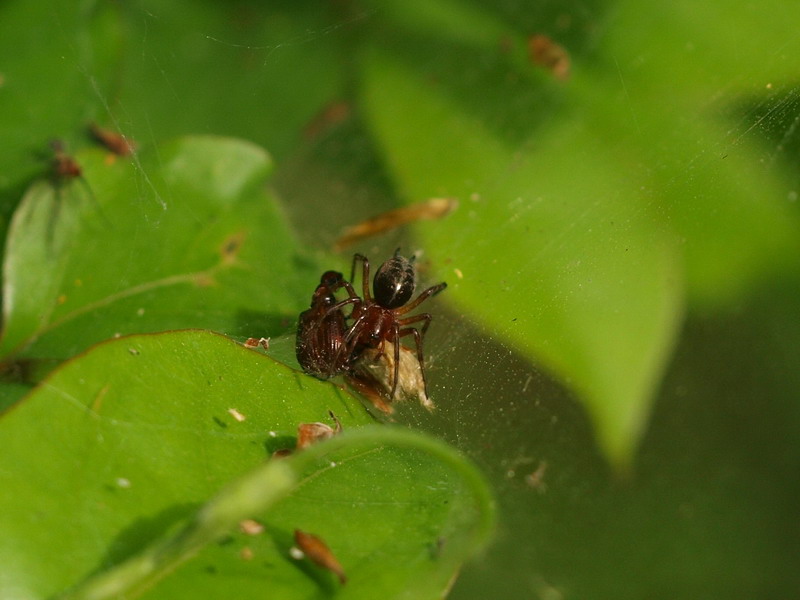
[244,337,270,350]
[240,546,254,561]
[528,35,571,81]
[88,123,136,156]
[296,411,343,449]
[333,198,458,252]
[272,412,343,459]
[293,529,347,584]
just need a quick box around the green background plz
[1,0,799,598]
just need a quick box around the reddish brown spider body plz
[331,251,447,403]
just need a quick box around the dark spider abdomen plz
[373,253,416,309]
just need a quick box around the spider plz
[331,250,447,403]
[295,270,356,378]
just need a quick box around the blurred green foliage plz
[1,0,799,598]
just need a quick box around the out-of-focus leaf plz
[360,47,684,467]
[115,1,347,160]
[604,0,800,93]
[0,330,494,599]
[599,2,800,306]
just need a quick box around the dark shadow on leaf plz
[263,435,297,457]
[0,357,61,385]
[88,502,200,577]
[0,357,63,413]
[234,309,296,338]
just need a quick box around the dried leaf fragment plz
[88,122,136,156]
[348,345,434,413]
[334,197,458,251]
[297,411,343,449]
[244,337,270,350]
[528,34,571,81]
[293,529,347,584]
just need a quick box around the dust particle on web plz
[239,519,264,536]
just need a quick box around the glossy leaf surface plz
[0,136,309,364]
[0,330,494,599]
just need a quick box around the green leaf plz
[360,47,684,467]
[0,330,494,599]
[0,136,312,364]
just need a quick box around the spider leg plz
[322,296,360,320]
[397,321,430,399]
[327,312,367,377]
[390,323,401,401]
[341,279,358,300]
[397,312,433,336]
[351,253,372,302]
[395,282,447,315]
